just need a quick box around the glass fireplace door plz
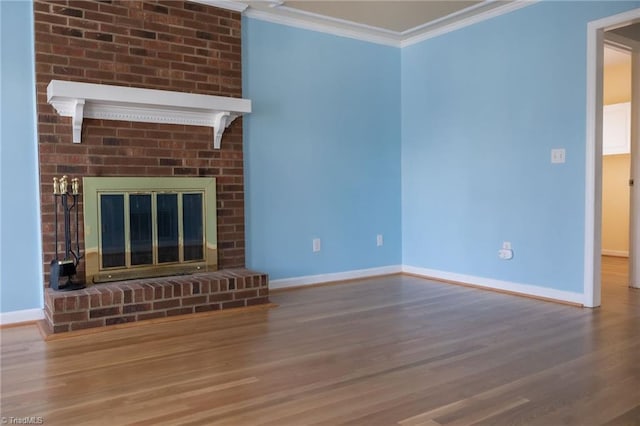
[86,177,215,284]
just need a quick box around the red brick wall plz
[34,0,245,286]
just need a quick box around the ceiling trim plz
[400,1,500,36]
[276,4,400,36]
[243,7,403,47]
[241,0,539,48]
[401,1,539,47]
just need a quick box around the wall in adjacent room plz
[401,1,640,294]
[243,18,402,280]
[602,49,631,256]
[602,154,631,255]
[604,55,631,105]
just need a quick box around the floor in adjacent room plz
[1,256,639,425]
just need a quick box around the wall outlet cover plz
[498,248,514,260]
[551,148,566,164]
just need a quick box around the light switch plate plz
[551,148,566,164]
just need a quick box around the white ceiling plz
[260,1,486,33]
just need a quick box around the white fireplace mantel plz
[46,80,252,149]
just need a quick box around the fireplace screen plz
[83,177,217,283]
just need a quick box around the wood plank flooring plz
[2,257,639,425]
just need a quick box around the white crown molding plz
[192,0,249,13]
[244,8,402,47]
[399,0,500,37]
[275,4,400,37]
[402,265,585,306]
[0,308,44,326]
[243,1,538,48]
[47,80,251,149]
[269,265,402,290]
[401,1,539,47]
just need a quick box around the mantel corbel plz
[71,99,85,143]
[46,80,251,149]
[213,111,234,149]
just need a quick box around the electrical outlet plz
[498,249,513,260]
[312,238,321,253]
[498,241,513,260]
[376,234,383,247]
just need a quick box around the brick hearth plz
[44,269,269,333]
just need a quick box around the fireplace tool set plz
[50,175,85,291]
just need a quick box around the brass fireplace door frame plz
[83,177,217,284]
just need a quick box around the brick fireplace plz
[34,0,269,333]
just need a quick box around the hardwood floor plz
[2,258,639,425]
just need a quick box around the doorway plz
[586,9,640,308]
[601,43,632,301]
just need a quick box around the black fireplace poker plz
[50,175,85,291]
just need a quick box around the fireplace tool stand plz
[50,175,85,291]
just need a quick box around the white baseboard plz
[269,265,403,290]
[0,308,44,326]
[601,249,629,257]
[402,265,585,306]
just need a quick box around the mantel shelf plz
[46,80,252,149]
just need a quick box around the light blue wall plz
[243,18,402,279]
[401,1,640,293]
[1,1,43,312]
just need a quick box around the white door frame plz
[585,8,640,307]
[630,42,640,290]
